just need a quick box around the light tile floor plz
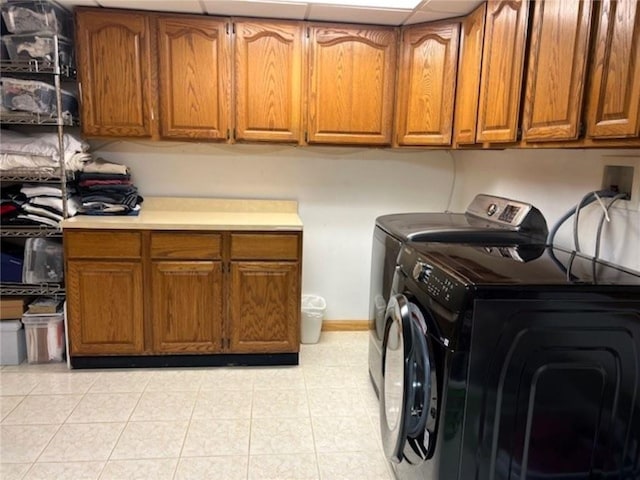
[0,331,393,480]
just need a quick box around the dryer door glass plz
[381,295,435,464]
[382,295,410,444]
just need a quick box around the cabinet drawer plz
[66,231,141,259]
[230,233,299,260]
[151,233,222,259]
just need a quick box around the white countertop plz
[61,197,303,231]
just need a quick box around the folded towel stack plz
[0,130,91,173]
[0,183,81,228]
[77,158,143,216]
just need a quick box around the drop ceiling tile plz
[55,0,100,9]
[418,0,482,14]
[307,4,410,26]
[403,0,482,25]
[403,9,463,24]
[96,0,205,13]
[202,1,308,20]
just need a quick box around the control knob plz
[412,261,433,283]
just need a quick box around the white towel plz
[20,185,63,198]
[22,204,64,222]
[82,158,129,175]
[1,130,89,165]
[0,153,57,171]
[30,196,80,216]
[66,152,91,172]
[47,321,63,361]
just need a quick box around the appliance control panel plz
[411,257,467,312]
[465,194,534,227]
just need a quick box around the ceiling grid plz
[54,0,483,25]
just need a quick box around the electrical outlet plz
[601,155,640,211]
[602,165,634,197]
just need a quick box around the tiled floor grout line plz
[246,373,257,480]
[21,372,76,476]
[97,374,147,480]
[304,374,323,480]
[171,377,202,480]
[1,334,389,480]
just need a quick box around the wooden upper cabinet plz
[76,9,153,137]
[586,0,640,139]
[234,20,304,143]
[307,24,397,145]
[476,0,530,143]
[454,3,486,145]
[395,22,460,146]
[157,16,231,140]
[521,0,593,142]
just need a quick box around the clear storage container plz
[22,313,64,363]
[22,237,64,284]
[2,33,74,67]
[1,77,78,118]
[1,0,71,36]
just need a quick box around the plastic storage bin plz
[0,320,27,365]
[2,33,74,67]
[22,312,65,363]
[1,77,78,118]
[22,237,63,284]
[1,1,71,36]
[301,295,326,344]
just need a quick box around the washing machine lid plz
[376,212,469,241]
[376,194,548,244]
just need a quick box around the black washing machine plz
[380,241,640,480]
[368,194,548,396]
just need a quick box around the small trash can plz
[301,294,326,344]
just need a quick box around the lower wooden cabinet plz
[229,262,300,353]
[151,261,223,353]
[65,230,302,358]
[67,260,145,355]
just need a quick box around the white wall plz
[89,141,640,320]
[450,148,640,272]
[89,140,455,320]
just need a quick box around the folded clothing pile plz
[0,130,90,174]
[77,158,143,216]
[1,183,80,228]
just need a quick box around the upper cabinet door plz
[308,25,397,145]
[234,20,304,143]
[76,9,153,137]
[476,0,530,143]
[157,16,231,140]
[521,0,593,142]
[586,0,640,139]
[454,3,486,145]
[395,22,460,146]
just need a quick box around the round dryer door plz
[380,294,437,464]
